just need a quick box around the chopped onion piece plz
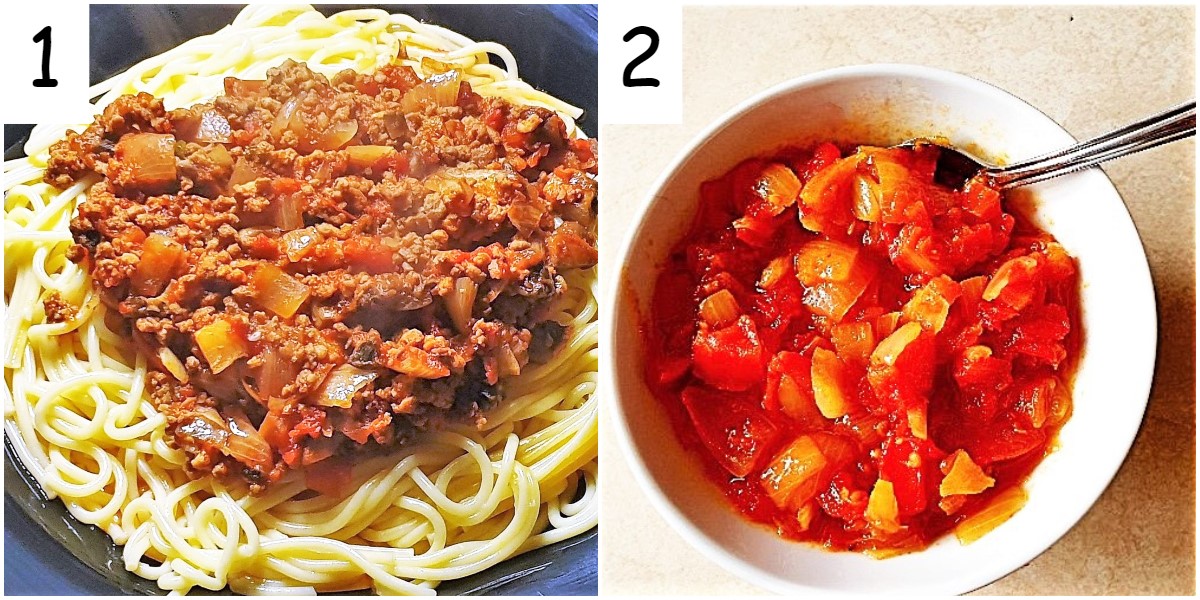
[115,133,177,191]
[202,143,234,171]
[158,347,189,383]
[178,407,229,446]
[760,435,828,510]
[194,319,248,374]
[229,156,261,187]
[955,486,1026,544]
[795,239,860,285]
[699,289,741,329]
[939,450,995,497]
[248,264,310,318]
[274,193,304,231]
[313,364,378,408]
[400,70,462,112]
[271,98,298,139]
[194,111,232,143]
[346,145,396,169]
[282,228,317,262]
[131,233,185,296]
[497,346,522,376]
[865,479,902,533]
[225,406,273,467]
[315,120,359,151]
[446,277,478,333]
[752,163,801,215]
[811,347,851,419]
[255,345,291,401]
[428,70,462,106]
[871,321,923,368]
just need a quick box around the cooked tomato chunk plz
[644,141,1081,554]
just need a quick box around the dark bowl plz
[3,3,597,595]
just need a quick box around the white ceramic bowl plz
[606,64,1156,594]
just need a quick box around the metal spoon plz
[900,100,1195,190]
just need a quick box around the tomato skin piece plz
[681,386,784,478]
[692,315,767,391]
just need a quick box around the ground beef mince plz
[48,59,597,494]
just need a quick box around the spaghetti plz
[4,4,597,595]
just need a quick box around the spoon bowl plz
[896,100,1195,190]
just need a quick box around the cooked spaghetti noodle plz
[3,4,597,595]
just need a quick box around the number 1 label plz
[32,26,58,88]
[2,7,84,123]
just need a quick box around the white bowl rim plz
[604,62,1158,595]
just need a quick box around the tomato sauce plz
[642,142,1082,554]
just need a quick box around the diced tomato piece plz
[794,142,842,183]
[728,159,771,214]
[345,237,394,274]
[259,411,302,466]
[696,177,737,234]
[752,272,807,341]
[952,346,1013,421]
[733,213,781,247]
[1000,303,1071,367]
[681,386,784,477]
[964,417,1047,465]
[818,470,869,523]
[867,322,935,412]
[877,436,941,516]
[1008,375,1059,429]
[692,315,766,391]
[983,255,1043,314]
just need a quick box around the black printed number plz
[622,26,660,88]
[32,26,58,88]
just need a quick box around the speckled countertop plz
[598,5,1195,595]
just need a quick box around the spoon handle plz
[988,100,1196,189]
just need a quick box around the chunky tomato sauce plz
[643,142,1081,554]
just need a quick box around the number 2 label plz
[622,26,660,88]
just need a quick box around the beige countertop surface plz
[598,5,1195,595]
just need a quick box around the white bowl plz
[606,64,1156,595]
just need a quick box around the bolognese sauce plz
[643,142,1080,553]
[48,59,597,494]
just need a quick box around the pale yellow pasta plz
[3,4,596,595]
